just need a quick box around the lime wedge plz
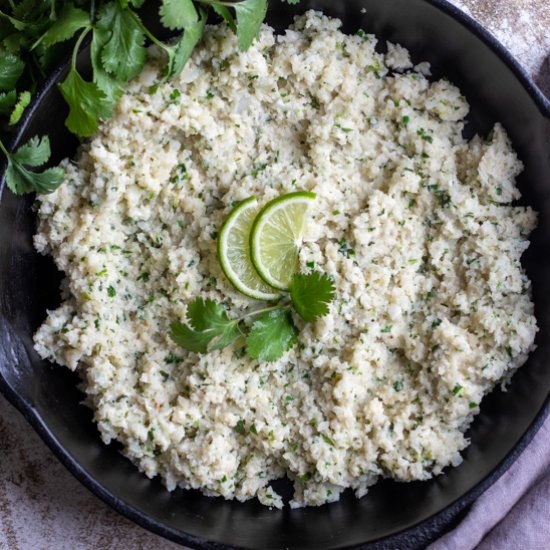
[218,197,280,301]
[250,191,316,291]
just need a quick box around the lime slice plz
[250,191,316,291]
[218,197,280,301]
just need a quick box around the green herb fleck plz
[234,419,246,435]
[452,384,463,396]
[321,433,335,446]
[417,128,433,143]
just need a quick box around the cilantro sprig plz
[1,0,298,195]
[170,272,335,362]
[0,135,64,194]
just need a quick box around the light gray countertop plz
[1,1,549,549]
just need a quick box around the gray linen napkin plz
[429,414,550,550]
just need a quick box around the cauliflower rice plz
[33,12,538,508]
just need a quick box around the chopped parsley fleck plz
[321,433,335,446]
[431,318,442,328]
[402,115,410,126]
[107,285,116,297]
[452,384,463,396]
[381,325,393,333]
[234,419,246,435]
[147,428,155,441]
[250,424,258,435]
[338,239,355,258]
[417,128,433,143]
[251,163,268,177]
[427,183,451,208]
[164,352,181,364]
[169,89,181,104]
[393,380,404,392]
[469,402,478,409]
[335,123,353,133]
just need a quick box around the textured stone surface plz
[1,2,549,549]
[453,0,550,95]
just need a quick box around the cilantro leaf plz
[11,135,51,165]
[2,135,64,195]
[160,0,198,30]
[0,12,26,31]
[0,90,17,114]
[58,69,112,137]
[187,298,231,331]
[170,322,216,353]
[96,2,147,82]
[90,23,123,105]
[233,0,267,51]
[170,298,241,353]
[0,54,24,90]
[212,4,237,33]
[290,272,335,322]
[39,4,90,48]
[8,90,30,125]
[246,309,297,362]
[165,7,206,80]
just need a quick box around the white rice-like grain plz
[33,11,537,508]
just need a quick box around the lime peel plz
[250,191,316,291]
[217,196,280,301]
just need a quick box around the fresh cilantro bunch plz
[171,271,335,362]
[0,0,300,196]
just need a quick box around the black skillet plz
[1,0,549,548]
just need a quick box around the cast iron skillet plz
[1,0,549,548]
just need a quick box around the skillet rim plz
[1,0,549,547]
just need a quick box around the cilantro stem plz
[71,26,92,71]
[90,0,96,23]
[0,138,9,160]
[126,8,171,53]
[194,0,235,6]
[235,304,287,322]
